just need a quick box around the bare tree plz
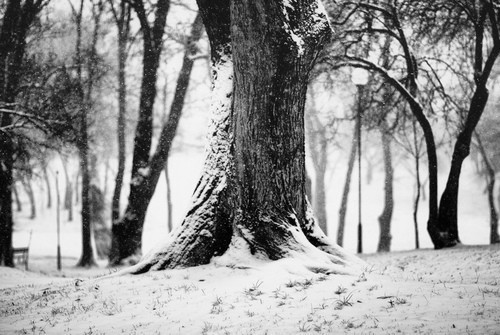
[110,10,204,265]
[125,0,361,275]
[108,0,131,227]
[0,0,49,267]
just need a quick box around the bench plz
[13,230,32,270]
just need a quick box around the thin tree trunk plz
[306,113,328,235]
[305,172,312,202]
[377,124,393,252]
[165,158,173,232]
[73,0,97,267]
[314,155,328,235]
[103,158,110,200]
[21,176,36,219]
[412,120,421,249]
[42,162,52,209]
[61,156,73,222]
[110,13,204,265]
[475,133,499,244]
[74,167,80,205]
[127,0,361,275]
[110,0,130,227]
[337,122,358,247]
[13,183,22,212]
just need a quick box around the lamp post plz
[351,68,369,254]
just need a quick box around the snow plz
[3,161,500,334]
[2,244,499,334]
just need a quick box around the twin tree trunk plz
[109,12,204,265]
[128,0,360,274]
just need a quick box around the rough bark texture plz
[377,125,393,252]
[109,13,204,265]
[126,0,361,275]
[337,122,357,247]
[0,0,45,267]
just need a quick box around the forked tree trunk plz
[127,0,361,274]
[337,123,358,247]
[109,13,204,265]
[377,124,393,252]
[437,87,490,245]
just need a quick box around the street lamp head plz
[351,67,369,86]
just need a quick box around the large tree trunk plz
[0,0,44,266]
[377,124,393,252]
[126,0,361,275]
[337,123,358,247]
[61,157,73,222]
[109,13,203,265]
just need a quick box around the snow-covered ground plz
[1,244,499,334]
[2,151,499,334]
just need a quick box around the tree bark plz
[41,160,52,209]
[110,0,130,227]
[73,0,97,267]
[126,0,361,275]
[437,87,490,246]
[110,12,204,265]
[0,0,45,266]
[165,158,173,232]
[474,133,499,244]
[412,120,421,249]
[377,124,393,252]
[13,183,22,212]
[21,176,36,219]
[337,122,358,247]
[61,155,73,221]
[306,113,328,235]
